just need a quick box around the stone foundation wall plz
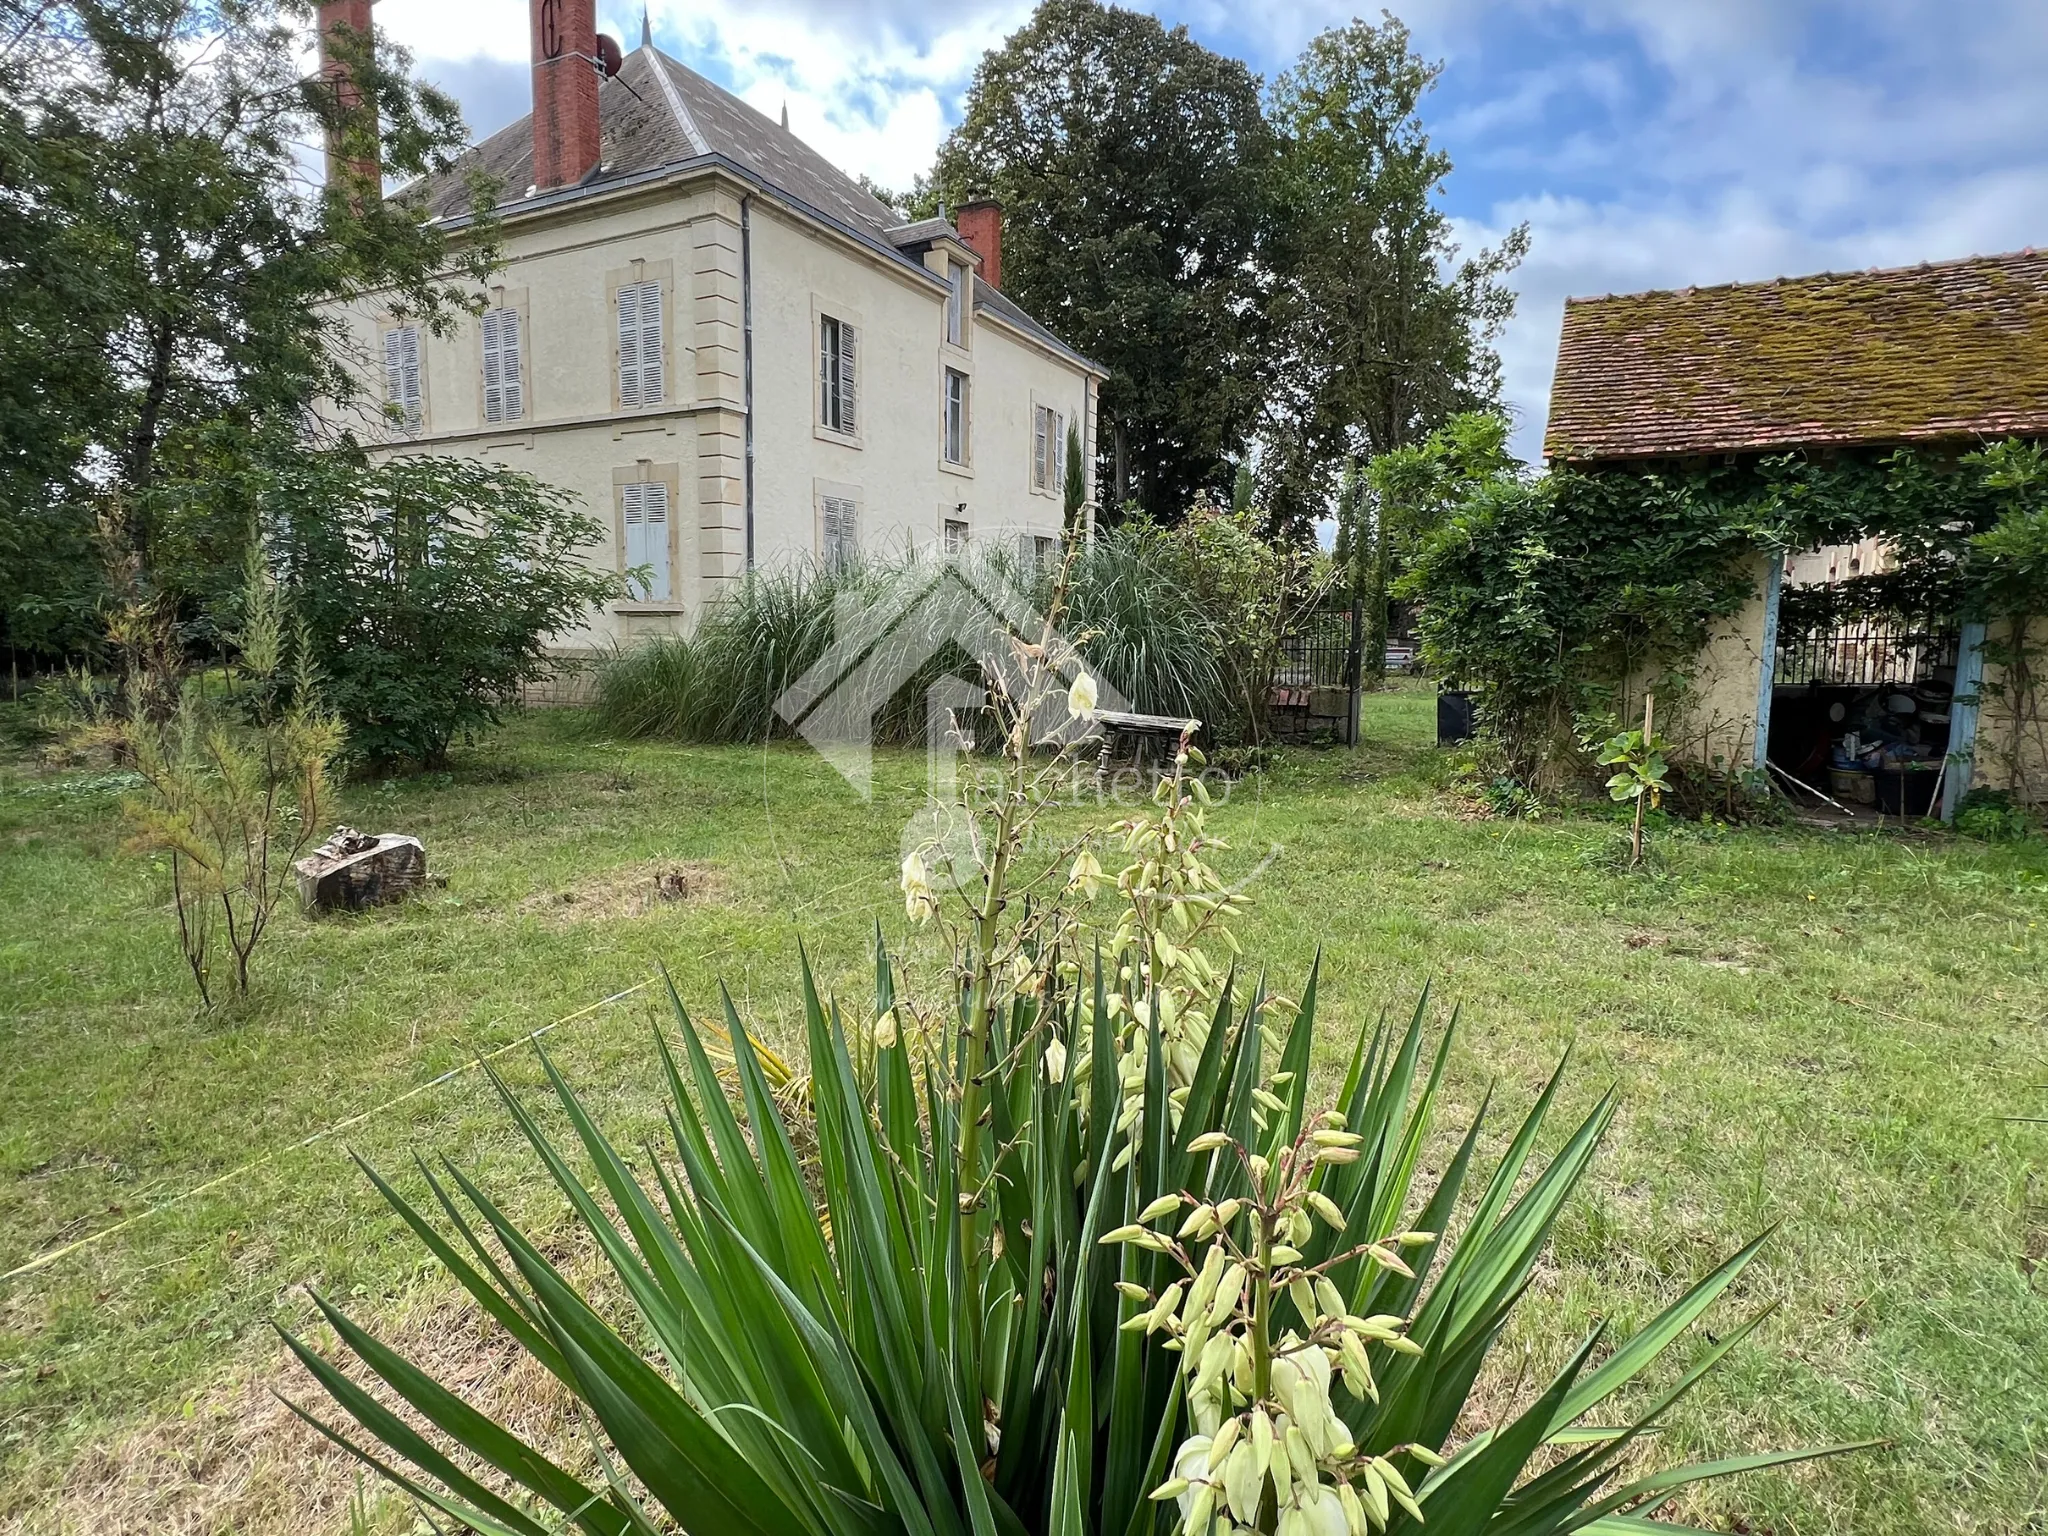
[1973,616,2048,804]
[521,652,604,708]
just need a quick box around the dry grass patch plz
[516,858,730,927]
[3,1292,580,1536]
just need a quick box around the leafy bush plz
[1593,716,1673,869]
[266,454,624,769]
[1399,418,2024,789]
[1477,774,1542,821]
[293,606,1854,1534]
[1963,439,2048,800]
[1952,788,2040,843]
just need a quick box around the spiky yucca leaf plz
[288,943,1856,1536]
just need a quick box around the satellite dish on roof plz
[596,34,623,76]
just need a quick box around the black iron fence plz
[1774,609,1957,687]
[1269,600,1363,744]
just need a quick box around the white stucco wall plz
[1624,549,1772,773]
[327,166,1101,653]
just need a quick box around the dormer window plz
[945,259,968,347]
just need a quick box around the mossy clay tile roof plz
[1543,248,2048,462]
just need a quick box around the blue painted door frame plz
[1942,621,1987,821]
[1753,559,1783,771]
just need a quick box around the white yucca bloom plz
[899,849,935,924]
[1043,1035,1068,1083]
[1067,670,1100,719]
[1069,846,1106,898]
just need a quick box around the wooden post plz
[1632,692,1654,867]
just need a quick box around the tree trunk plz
[1363,509,1391,691]
[1112,421,1128,512]
[122,318,177,563]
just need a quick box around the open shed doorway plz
[1761,542,1973,820]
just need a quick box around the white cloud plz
[383,0,1026,191]
[384,0,2048,466]
[652,0,1009,192]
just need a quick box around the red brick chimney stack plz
[955,200,1002,291]
[531,0,602,191]
[316,0,379,195]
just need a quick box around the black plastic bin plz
[1873,765,1940,817]
[1437,689,1477,746]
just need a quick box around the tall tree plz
[927,0,1271,523]
[1262,16,1526,534]
[0,0,496,664]
[1365,410,1517,685]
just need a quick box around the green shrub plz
[267,454,626,769]
[109,549,342,1005]
[1952,787,2040,843]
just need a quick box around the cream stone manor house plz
[320,0,1102,653]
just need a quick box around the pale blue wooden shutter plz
[838,320,856,435]
[618,282,662,408]
[822,496,857,570]
[622,481,672,601]
[482,308,522,423]
[384,326,421,430]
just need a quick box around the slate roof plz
[1544,249,2048,462]
[408,44,1102,375]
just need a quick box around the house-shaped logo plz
[773,557,1128,800]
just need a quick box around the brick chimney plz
[955,200,1002,291]
[316,0,379,195]
[531,0,602,191]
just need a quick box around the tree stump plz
[294,826,428,914]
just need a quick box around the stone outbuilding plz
[1545,248,2048,813]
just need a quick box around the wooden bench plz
[1092,709,1201,780]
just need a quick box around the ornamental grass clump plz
[286,571,1862,1534]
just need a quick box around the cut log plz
[295,826,428,914]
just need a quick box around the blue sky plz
[382,0,2048,459]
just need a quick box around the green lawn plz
[2,686,2044,1534]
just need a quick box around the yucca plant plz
[282,954,1855,1536]
[289,584,1857,1534]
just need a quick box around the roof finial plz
[780,99,788,130]
[640,6,651,47]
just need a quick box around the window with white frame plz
[621,480,671,601]
[1032,405,1065,492]
[820,494,859,571]
[943,368,969,465]
[616,280,664,408]
[481,307,523,424]
[382,324,422,431]
[945,259,968,347]
[945,517,969,554]
[819,314,858,434]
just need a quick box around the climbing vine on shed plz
[1398,427,2013,782]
